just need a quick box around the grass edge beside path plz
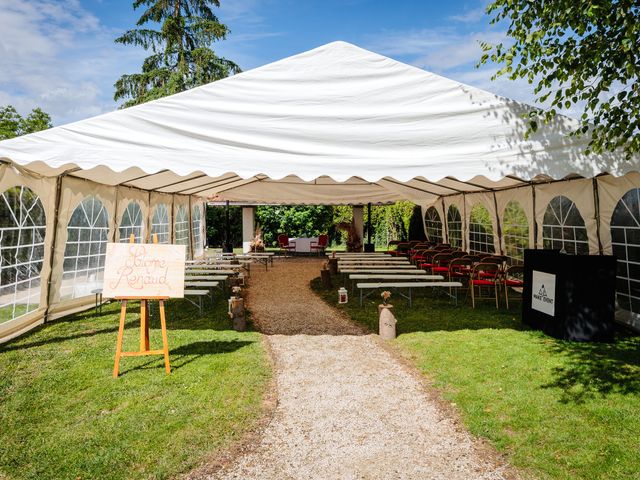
[0,298,273,480]
[310,276,640,480]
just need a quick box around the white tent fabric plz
[0,41,635,205]
[2,41,640,341]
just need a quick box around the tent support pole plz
[117,169,170,187]
[171,195,176,243]
[492,192,504,255]
[153,173,208,191]
[188,196,195,259]
[531,185,538,249]
[210,177,265,196]
[378,177,442,196]
[462,193,467,251]
[592,177,604,255]
[180,175,250,195]
[440,197,448,243]
[412,178,464,193]
[112,187,120,242]
[223,200,232,253]
[367,202,372,245]
[43,173,66,323]
[147,191,152,243]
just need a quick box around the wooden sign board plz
[102,243,186,298]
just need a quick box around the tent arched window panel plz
[503,200,529,264]
[446,205,462,248]
[610,188,640,317]
[424,207,442,244]
[119,201,144,243]
[542,196,589,255]
[151,204,170,244]
[192,205,203,257]
[61,196,109,300]
[469,203,495,255]
[0,186,46,322]
[175,205,190,255]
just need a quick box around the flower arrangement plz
[232,286,242,298]
[250,224,265,252]
[381,290,391,305]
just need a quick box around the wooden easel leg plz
[140,299,150,351]
[144,303,150,350]
[159,300,171,374]
[113,300,128,378]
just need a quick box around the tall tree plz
[0,106,52,140]
[114,0,241,107]
[479,1,640,158]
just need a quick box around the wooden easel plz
[113,234,171,378]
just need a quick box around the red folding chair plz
[430,253,453,276]
[310,234,329,256]
[278,234,296,257]
[502,265,524,309]
[470,262,501,309]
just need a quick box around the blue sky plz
[0,0,550,125]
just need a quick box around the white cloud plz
[0,0,278,125]
[365,28,506,72]
[449,7,488,24]
[0,0,146,125]
[364,29,452,57]
[218,0,265,26]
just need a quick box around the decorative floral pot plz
[378,304,396,340]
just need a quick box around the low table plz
[289,237,319,253]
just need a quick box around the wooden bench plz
[184,281,221,301]
[184,275,228,281]
[340,269,425,274]
[349,274,442,280]
[338,264,416,271]
[91,288,103,315]
[187,261,249,268]
[338,259,409,263]
[186,259,252,276]
[246,252,275,269]
[329,253,389,257]
[338,260,410,265]
[348,274,443,293]
[356,281,463,307]
[185,269,237,275]
[183,289,210,313]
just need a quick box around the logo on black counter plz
[531,270,556,316]
[533,284,554,305]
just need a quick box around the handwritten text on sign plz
[102,243,186,298]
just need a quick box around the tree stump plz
[328,258,338,275]
[378,304,396,340]
[229,297,246,331]
[320,268,332,288]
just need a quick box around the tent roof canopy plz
[0,41,632,205]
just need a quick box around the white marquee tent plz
[1,41,639,340]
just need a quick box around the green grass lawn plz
[0,296,271,480]
[0,304,32,324]
[311,277,640,480]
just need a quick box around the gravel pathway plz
[210,257,516,480]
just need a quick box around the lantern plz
[338,287,348,304]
